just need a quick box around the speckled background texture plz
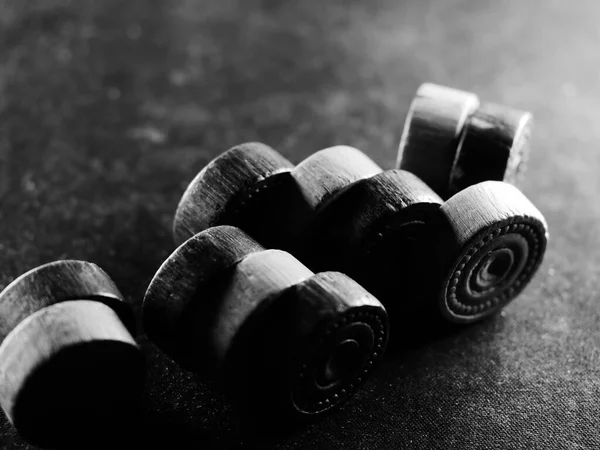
[0,0,598,449]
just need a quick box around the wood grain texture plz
[0,260,134,341]
[206,249,313,367]
[397,83,479,198]
[448,102,533,197]
[291,146,382,210]
[142,225,263,370]
[0,300,145,446]
[304,170,442,325]
[173,142,294,246]
[172,144,381,253]
[146,224,389,418]
[225,271,388,418]
[277,145,383,253]
[437,181,548,323]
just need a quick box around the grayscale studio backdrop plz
[0,0,597,449]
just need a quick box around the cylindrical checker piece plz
[0,260,135,339]
[172,144,382,253]
[448,102,533,197]
[142,226,389,417]
[0,261,144,445]
[0,301,144,445]
[173,142,294,245]
[397,83,480,198]
[307,169,442,271]
[261,271,387,415]
[303,169,443,323]
[291,145,382,209]
[143,226,263,369]
[438,181,548,323]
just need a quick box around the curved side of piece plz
[397,83,479,199]
[0,260,132,342]
[448,102,533,197]
[0,300,144,446]
[173,142,293,245]
[142,226,263,370]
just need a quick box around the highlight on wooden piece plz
[448,102,533,197]
[143,225,263,370]
[235,271,388,416]
[396,83,480,198]
[279,145,383,253]
[0,260,143,445]
[291,145,382,210]
[0,300,145,446]
[437,181,548,323]
[0,260,135,339]
[143,226,389,418]
[172,143,380,253]
[173,142,294,246]
[305,169,443,320]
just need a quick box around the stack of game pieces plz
[0,82,549,445]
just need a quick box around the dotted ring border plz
[445,218,544,317]
[291,309,387,414]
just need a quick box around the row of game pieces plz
[0,83,548,446]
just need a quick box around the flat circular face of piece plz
[292,146,382,210]
[448,102,533,197]
[142,226,263,370]
[397,83,480,199]
[0,260,133,342]
[173,142,294,245]
[438,181,548,323]
[0,300,145,447]
[226,271,388,419]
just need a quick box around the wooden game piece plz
[237,271,387,416]
[304,169,443,320]
[172,143,381,253]
[173,142,294,246]
[447,102,533,197]
[437,181,548,323]
[396,83,480,198]
[0,260,135,340]
[0,301,144,445]
[291,145,382,209]
[143,226,389,417]
[281,145,383,252]
[143,225,263,369]
[0,261,144,445]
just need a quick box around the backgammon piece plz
[172,143,380,253]
[447,102,533,197]
[173,142,294,246]
[396,83,480,198]
[436,181,548,324]
[142,226,389,418]
[291,145,382,210]
[0,265,144,447]
[0,301,144,445]
[281,145,383,253]
[305,169,443,322]
[0,260,135,340]
[143,225,263,369]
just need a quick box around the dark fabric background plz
[0,1,598,449]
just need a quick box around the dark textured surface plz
[0,0,598,449]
